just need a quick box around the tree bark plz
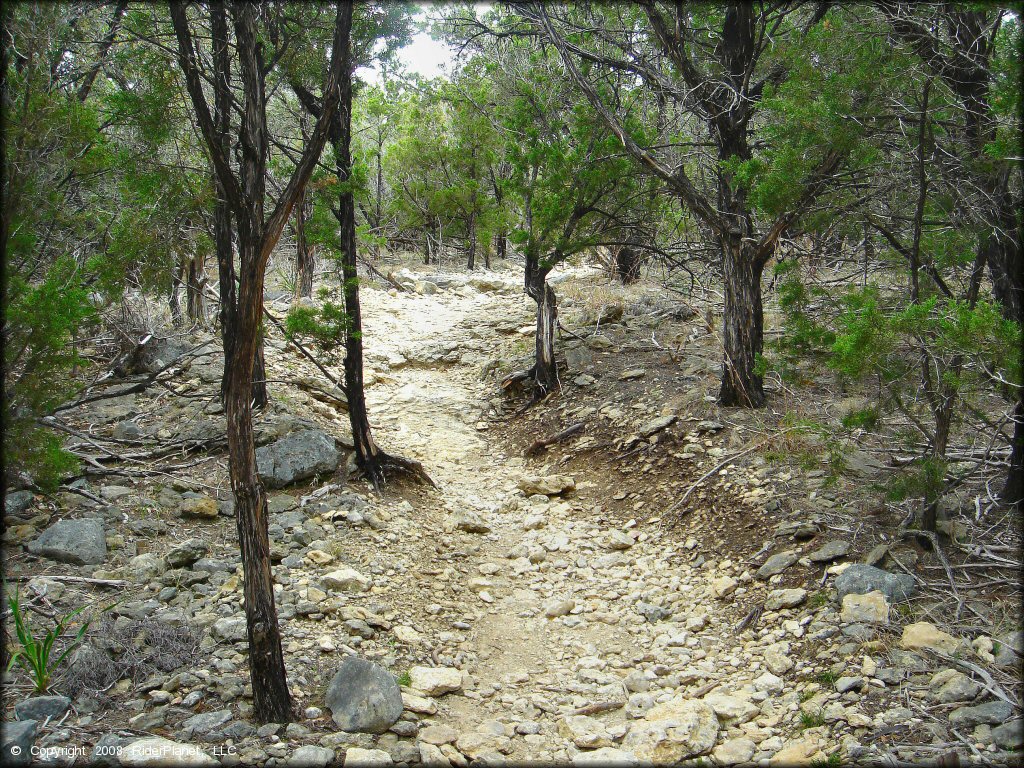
[614,245,641,284]
[186,253,207,324]
[294,185,314,299]
[169,258,185,328]
[719,239,766,407]
[466,210,476,271]
[525,255,558,396]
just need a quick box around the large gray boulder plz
[325,657,403,734]
[256,429,341,489]
[27,518,106,565]
[835,564,916,603]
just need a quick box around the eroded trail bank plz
[3,267,1020,767]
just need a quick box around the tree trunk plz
[614,245,642,284]
[496,229,506,261]
[293,186,314,299]
[525,266,558,395]
[466,211,476,271]
[170,258,185,328]
[719,239,766,407]
[1005,395,1024,507]
[225,231,291,724]
[329,3,385,484]
[186,253,207,325]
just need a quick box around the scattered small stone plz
[901,622,964,655]
[840,590,889,624]
[178,496,219,519]
[765,588,807,610]
[518,474,576,496]
[808,540,851,563]
[544,599,575,618]
[323,567,372,593]
[408,666,463,697]
[342,747,393,767]
[756,550,799,579]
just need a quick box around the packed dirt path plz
[333,271,887,765]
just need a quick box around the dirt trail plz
[346,274,793,764]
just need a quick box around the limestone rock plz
[129,553,167,581]
[808,540,851,563]
[572,747,638,766]
[622,697,719,763]
[27,518,106,565]
[343,748,394,767]
[178,496,219,519]
[840,591,889,624]
[769,736,828,766]
[211,616,247,642]
[165,538,208,569]
[928,669,982,704]
[764,642,794,675]
[710,576,737,598]
[558,715,614,749]
[518,474,575,496]
[712,737,756,765]
[835,564,915,603]
[323,567,372,593]
[949,701,1012,729]
[325,657,403,734]
[287,745,335,768]
[756,551,798,579]
[256,429,341,488]
[901,622,964,655]
[181,708,232,733]
[703,693,759,726]
[765,588,807,610]
[409,666,463,696]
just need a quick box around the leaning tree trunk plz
[719,238,766,407]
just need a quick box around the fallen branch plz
[526,421,585,457]
[10,575,129,588]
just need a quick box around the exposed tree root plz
[359,451,436,491]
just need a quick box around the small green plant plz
[799,689,816,703]
[396,670,411,687]
[811,753,842,768]
[815,670,839,686]
[5,587,92,692]
[800,711,826,729]
[807,591,828,609]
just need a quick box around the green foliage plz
[886,457,947,505]
[800,711,826,729]
[396,670,412,687]
[284,298,352,364]
[5,586,93,693]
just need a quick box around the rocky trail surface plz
[3,266,1022,767]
